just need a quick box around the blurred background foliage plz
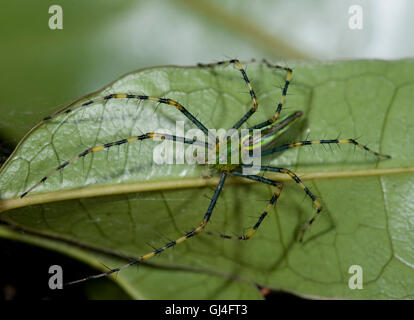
[1,0,413,300]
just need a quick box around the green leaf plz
[1,59,413,299]
[0,225,261,299]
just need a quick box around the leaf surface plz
[1,60,413,299]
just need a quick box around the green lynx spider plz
[20,59,390,285]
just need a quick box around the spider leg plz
[240,164,321,242]
[205,172,283,241]
[66,172,228,286]
[261,138,391,159]
[198,59,258,130]
[43,94,212,138]
[250,59,292,130]
[20,133,211,198]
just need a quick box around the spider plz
[20,59,390,285]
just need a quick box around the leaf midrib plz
[1,166,412,213]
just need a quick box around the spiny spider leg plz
[261,138,391,159]
[43,95,212,138]
[257,138,390,240]
[20,133,211,198]
[249,59,293,130]
[66,172,227,286]
[205,172,283,241]
[240,165,321,242]
[198,59,258,130]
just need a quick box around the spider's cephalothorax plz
[19,59,390,286]
[210,110,303,171]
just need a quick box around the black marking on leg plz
[165,241,176,249]
[56,161,69,170]
[78,150,90,157]
[253,212,267,229]
[185,231,195,238]
[82,100,94,106]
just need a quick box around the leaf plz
[1,59,414,299]
[0,225,261,299]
